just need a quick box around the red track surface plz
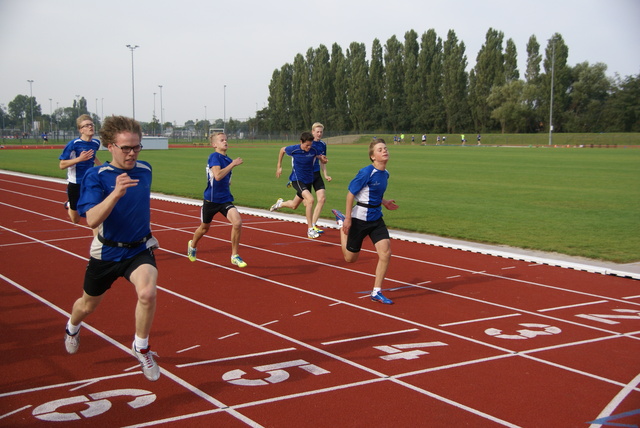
[1,171,639,427]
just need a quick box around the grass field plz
[1,143,638,263]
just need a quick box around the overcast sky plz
[1,0,639,126]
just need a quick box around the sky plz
[1,0,639,126]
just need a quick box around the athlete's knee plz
[137,284,157,306]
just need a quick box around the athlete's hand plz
[113,173,139,197]
[383,199,399,210]
[341,217,351,235]
[78,150,95,161]
[275,167,282,178]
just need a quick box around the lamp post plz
[27,80,34,136]
[548,38,556,146]
[158,85,163,136]
[49,98,53,133]
[223,85,226,132]
[126,44,139,119]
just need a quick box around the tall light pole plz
[158,85,163,136]
[49,98,53,133]
[27,80,34,136]
[223,84,226,132]
[548,38,555,146]
[126,44,139,119]
[153,92,157,135]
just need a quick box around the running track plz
[1,171,639,427]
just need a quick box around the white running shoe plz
[307,228,320,239]
[64,328,80,354]
[132,342,161,381]
[270,198,283,212]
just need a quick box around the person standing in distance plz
[64,115,161,382]
[332,139,399,304]
[59,114,102,225]
[187,132,247,268]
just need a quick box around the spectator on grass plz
[331,138,399,305]
[59,114,101,225]
[270,131,321,239]
[187,132,247,268]
[64,115,161,382]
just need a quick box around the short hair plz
[76,114,93,130]
[209,132,226,144]
[99,116,142,148]
[311,122,324,131]
[369,138,386,162]
[300,131,314,142]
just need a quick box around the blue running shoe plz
[331,209,345,226]
[371,291,393,305]
[286,181,292,188]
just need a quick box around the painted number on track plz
[222,359,330,386]
[576,308,640,325]
[485,323,561,340]
[32,389,156,422]
[374,342,448,360]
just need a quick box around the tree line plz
[262,28,640,135]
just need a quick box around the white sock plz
[67,321,81,335]
[372,288,381,296]
[134,335,149,350]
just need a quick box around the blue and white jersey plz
[79,161,154,261]
[59,138,101,184]
[203,152,233,203]
[348,164,389,222]
[311,140,326,173]
[285,144,318,184]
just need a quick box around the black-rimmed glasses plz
[113,143,143,153]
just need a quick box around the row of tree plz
[263,28,640,134]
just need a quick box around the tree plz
[504,39,519,82]
[419,29,444,132]
[542,33,571,132]
[470,28,505,131]
[488,80,529,133]
[346,41,370,133]
[383,35,404,131]
[330,43,349,132]
[565,62,610,132]
[442,30,470,133]
[310,45,331,127]
[602,73,640,132]
[369,38,385,129]
[403,30,421,131]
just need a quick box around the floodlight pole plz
[223,85,226,132]
[27,80,34,136]
[158,85,163,136]
[126,44,139,119]
[548,39,555,146]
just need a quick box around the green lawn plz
[1,143,638,263]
